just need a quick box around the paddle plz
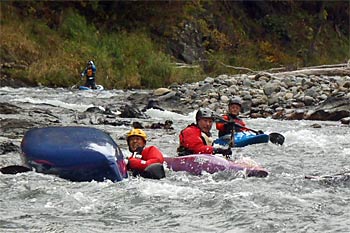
[0,165,32,174]
[71,75,84,89]
[225,126,235,160]
[268,132,285,145]
[214,116,285,145]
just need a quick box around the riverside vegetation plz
[0,1,349,89]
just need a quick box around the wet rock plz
[132,122,144,129]
[142,99,164,111]
[119,104,148,119]
[310,123,322,128]
[0,119,39,139]
[0,102,21,114]
[340,117,350,124]
[156,91,176,102]
[305,97,350,121]
[86,106,105,114]
[285,109,306,120]
[149,120,174,130]
[132,120,174,130]
[0,141,20,154]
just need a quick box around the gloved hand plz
[133,147,143,159]
[81,73,84,77]
[214,147,232,156]
[257,130,264,134]
[226,122,235,130]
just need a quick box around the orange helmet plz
[127,128,147,142]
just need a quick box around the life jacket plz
[127,146,164,172]
[87,68,93,77]
[216,114,248,137]
[177,124,214,156]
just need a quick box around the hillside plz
[0,1,349,89]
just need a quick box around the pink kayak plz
[164,154,268,178]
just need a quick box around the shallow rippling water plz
[0,87,349,233]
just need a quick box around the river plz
[0,87,349,233]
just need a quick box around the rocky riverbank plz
[130,64,350,124]
[1,64,350,143]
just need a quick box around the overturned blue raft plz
[21,126,127,182]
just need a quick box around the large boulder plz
[305,97,350,121]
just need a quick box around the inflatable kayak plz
[79,85,104,91]
[20,126,127,182]
[213,132,269,147]
[164,154,268,177]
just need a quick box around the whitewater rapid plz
[0,87,349,233]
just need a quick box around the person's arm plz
[81,67,87,77]
[216,115,229,131]
[92,65,96,76]
[128,146,164,171]
[216,122,225,131]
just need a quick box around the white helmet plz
[88,60,94,66]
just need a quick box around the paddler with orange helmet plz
[124,128,165,179]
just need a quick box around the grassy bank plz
[1,5,204,89]
[1,2,349,89]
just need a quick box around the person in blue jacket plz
[81,60,97,89]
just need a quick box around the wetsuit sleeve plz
[180,127,214,154]
[92,65,96,76]
[81,68,87,76]
[216,115,229,131]
[128,146,164,171]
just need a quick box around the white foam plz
[137,180,204,199]
[13,97,93,112]
[145,108,195,122]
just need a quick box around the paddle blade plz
[269,133,285,145]
[0,165,32,174]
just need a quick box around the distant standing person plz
[216,97,250,137]
[81,60,96,89]
[177,108,232,157]
[124,128,165,179]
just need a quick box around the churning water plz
[0,87,349,233]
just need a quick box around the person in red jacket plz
[216,97,249,137]
[124,128,165,179]
[177,108,232,157]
